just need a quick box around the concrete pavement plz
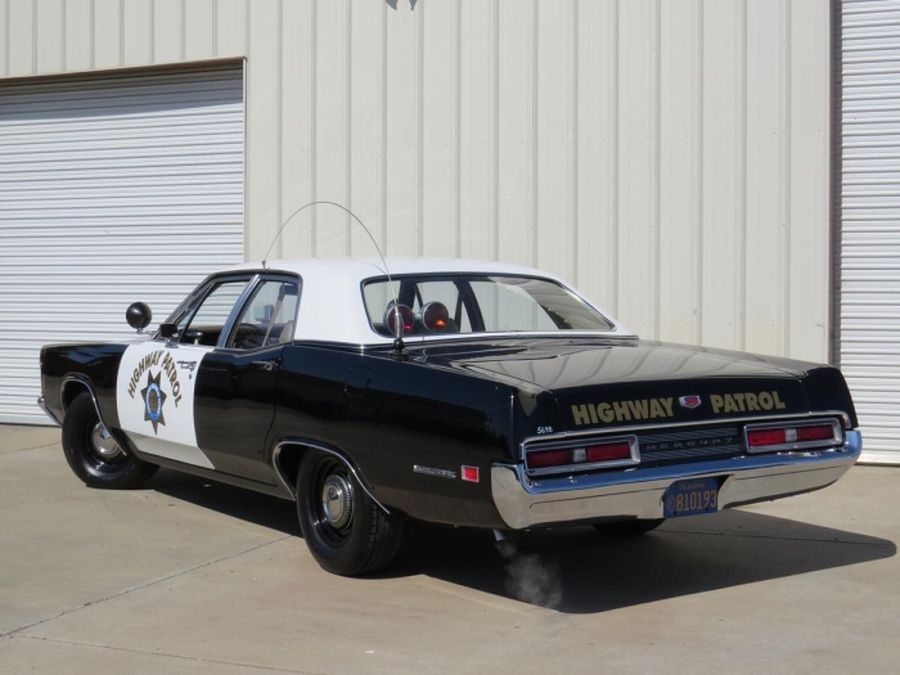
[1,424,897,674]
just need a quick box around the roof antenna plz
[262,200,405,353]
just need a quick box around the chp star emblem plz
[140,370,167,434]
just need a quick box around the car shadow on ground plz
[150,468,896,614]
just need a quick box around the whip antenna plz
[262,200,405,351]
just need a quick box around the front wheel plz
[62,391,158,488]
[295,450,404,576]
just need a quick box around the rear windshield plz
[362,274,614,337]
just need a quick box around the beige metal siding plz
[2,1,831,387]
[841,0,900,462]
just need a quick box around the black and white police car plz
[39,258,861,576]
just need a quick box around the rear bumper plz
[491,430,862,529]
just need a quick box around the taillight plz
[525,437,638,474]
[747,428,788,447]
[585,442,631,462]
[526,449,572,469]
[796,425,835,442]
[745,420,841,453]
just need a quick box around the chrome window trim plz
[523,434,640,477]
[217,273,303,353]
[743,417,843,454]
[271,438,390,515]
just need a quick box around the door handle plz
[252,360,278,372]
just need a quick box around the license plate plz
[663,478,719,518]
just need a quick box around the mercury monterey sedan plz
[39,258,862,576]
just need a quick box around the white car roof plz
[228,257,633,345]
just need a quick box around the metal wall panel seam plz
[571,0,578,283]
[781,0,792,357]
[416,0,423,257]
[493,0,500,262]
[380,0,387,253]
[737,0,747,351]
[276,0,283,259]
[652,0,661,340]
[452,0,461,257]
[695,0,704,344]
[346,0,353,255]
[611,0,620,316]
[310,0,317,251]
[530,0,537,268]
[31,0,36,73]
[2,0,9,77]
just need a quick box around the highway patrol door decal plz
[116,341,214,469]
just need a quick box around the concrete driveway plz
[1,424,897,674]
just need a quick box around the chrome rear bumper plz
[491,430,862,530]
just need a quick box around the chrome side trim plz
[518,409,854,455]
[492,430,862,529]
[271,438,390,515]
[37,395,62,426]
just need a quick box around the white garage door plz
[842,1,900,462]
[0,65,244,425]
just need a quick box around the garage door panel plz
[842,2,900,462]
[0,65,244,425]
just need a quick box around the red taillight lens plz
[585,442,631,462]
[526,449,571,468]
[747,428,787,447]
[796,424,834,442]
[747,422,839,451]
[526,440,634,470]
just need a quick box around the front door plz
[193,277,300,482]
[116,276,251,469]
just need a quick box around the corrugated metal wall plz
[0,0,831,363]
[841,0,900,462]
[0,66,244,424]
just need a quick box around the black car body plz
[39,258,862,575]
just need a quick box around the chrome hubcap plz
[321,474,353,529]
[91,422,123,460]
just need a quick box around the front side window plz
[178,280,248,346]
[363,274,613,337]
[227,280,299,350]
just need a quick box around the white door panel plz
[116,340,213,468]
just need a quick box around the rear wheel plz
[593,518,665,536]
[296,450,403,576]
[62,392,158,488]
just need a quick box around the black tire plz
[593,518,665,536]
[296,450,404,576]
[62,392,158,489]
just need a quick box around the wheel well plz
[273,443,307,494]
[61,380,91,413]
[271,440,390,515]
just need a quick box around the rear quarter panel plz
[271,344,515,528]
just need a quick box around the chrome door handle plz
[252,360,278,372]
